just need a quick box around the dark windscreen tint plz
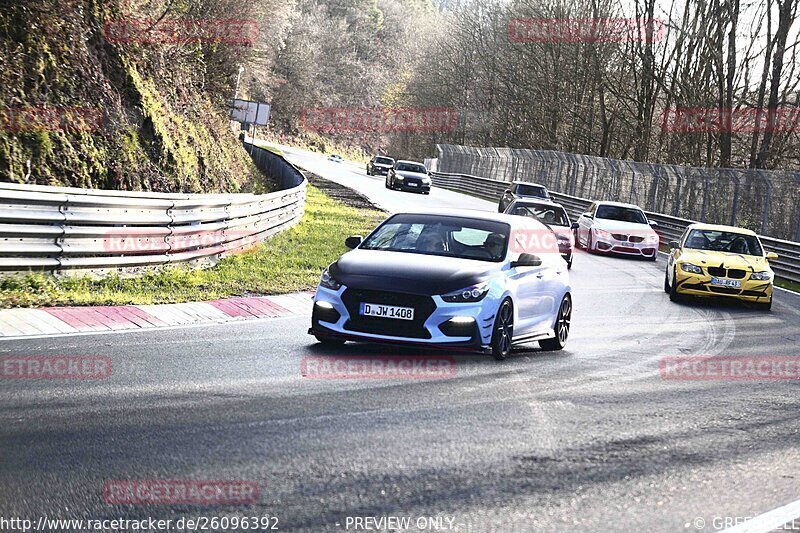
[510,203,569,226]
[375,157,394,165]
[516,184,549,198]
[360,214,510,262]
[395,163,427,173]
[595,205,648,224]
[684,229,763,256]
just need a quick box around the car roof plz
[511,180,547,188]
[395,159,425,165]
[374,155,394,159]
[686,223,758,236]
[595,200,643,209]
[392,208,547,229]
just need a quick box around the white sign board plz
[230,99,270,125]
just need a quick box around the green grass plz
[0,185,385,308]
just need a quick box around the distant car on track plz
[328,154,343,163]
[386,160,431,194]
[498,181,551,212]
[309,210,573,359]
[573,201,659,260]
[665,223,778,310]
[505,198,574,269]
[367,155,395,176]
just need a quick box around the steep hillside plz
[0,0,264,193]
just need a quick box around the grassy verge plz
[0,185,385,308]
[776,278,800,293]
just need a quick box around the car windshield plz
[684,229,763,256]
[596,205,648,224]
[516,184,548,198]
[360,214,510,262]
[510,203,569,227]
[375,157,393,165]
[395,163,426,173]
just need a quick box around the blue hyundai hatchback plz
[309,210,572,359]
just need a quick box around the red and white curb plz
[0,293,313,338]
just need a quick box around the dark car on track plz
[385,160,431,194]
[498,181,551,212]
[367,155,395,176]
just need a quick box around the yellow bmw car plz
[665,223,779,310]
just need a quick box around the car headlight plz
[680,263,703,274]
[595,229,612,239]
[645,234,660,244]
[422,177,431,184]
[319,267,343,290]
[441,282,489,303]
[750,271,772,281]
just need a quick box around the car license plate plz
[711,277,741,288]
[360,303,414,320]
[408,182,418,187]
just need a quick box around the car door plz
[507,220,554,335]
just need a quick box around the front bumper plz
[310,286,495,352]
[394,180,431,192]
[673,269,773,302]
[593,234,658,258]
[372,166,391,175]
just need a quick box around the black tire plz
[314,333,346,346]
[663,269,671,294]
[539,294,572,351]
[491,299,514,360]
[574,230,582,250]
[587,232,595,254]
[649,252,658,262]
[669,267,682,302]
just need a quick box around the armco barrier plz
[430,171,800,284]
[0,141,305,275]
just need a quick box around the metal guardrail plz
[0,144,306,275]
[431,171,800,284]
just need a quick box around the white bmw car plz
[573,201,660,260]
[310,210,572,359]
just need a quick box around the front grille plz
[341,289,435,339]
[614,246,638,254]
[404,178,422,187]
[612,233,628,242]
[629,236,645,243]
[709,286,741,295]
[684,283,708,291]
[706,267,747,279]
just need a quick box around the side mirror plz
[570,222,579,230]
[669,240,680,250]
[511,253,542,268]
[766,251,779,260]
[649,220,659,227]
[345,235,363,249]
[582,212,593,219]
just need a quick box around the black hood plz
[330,249,501,295]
